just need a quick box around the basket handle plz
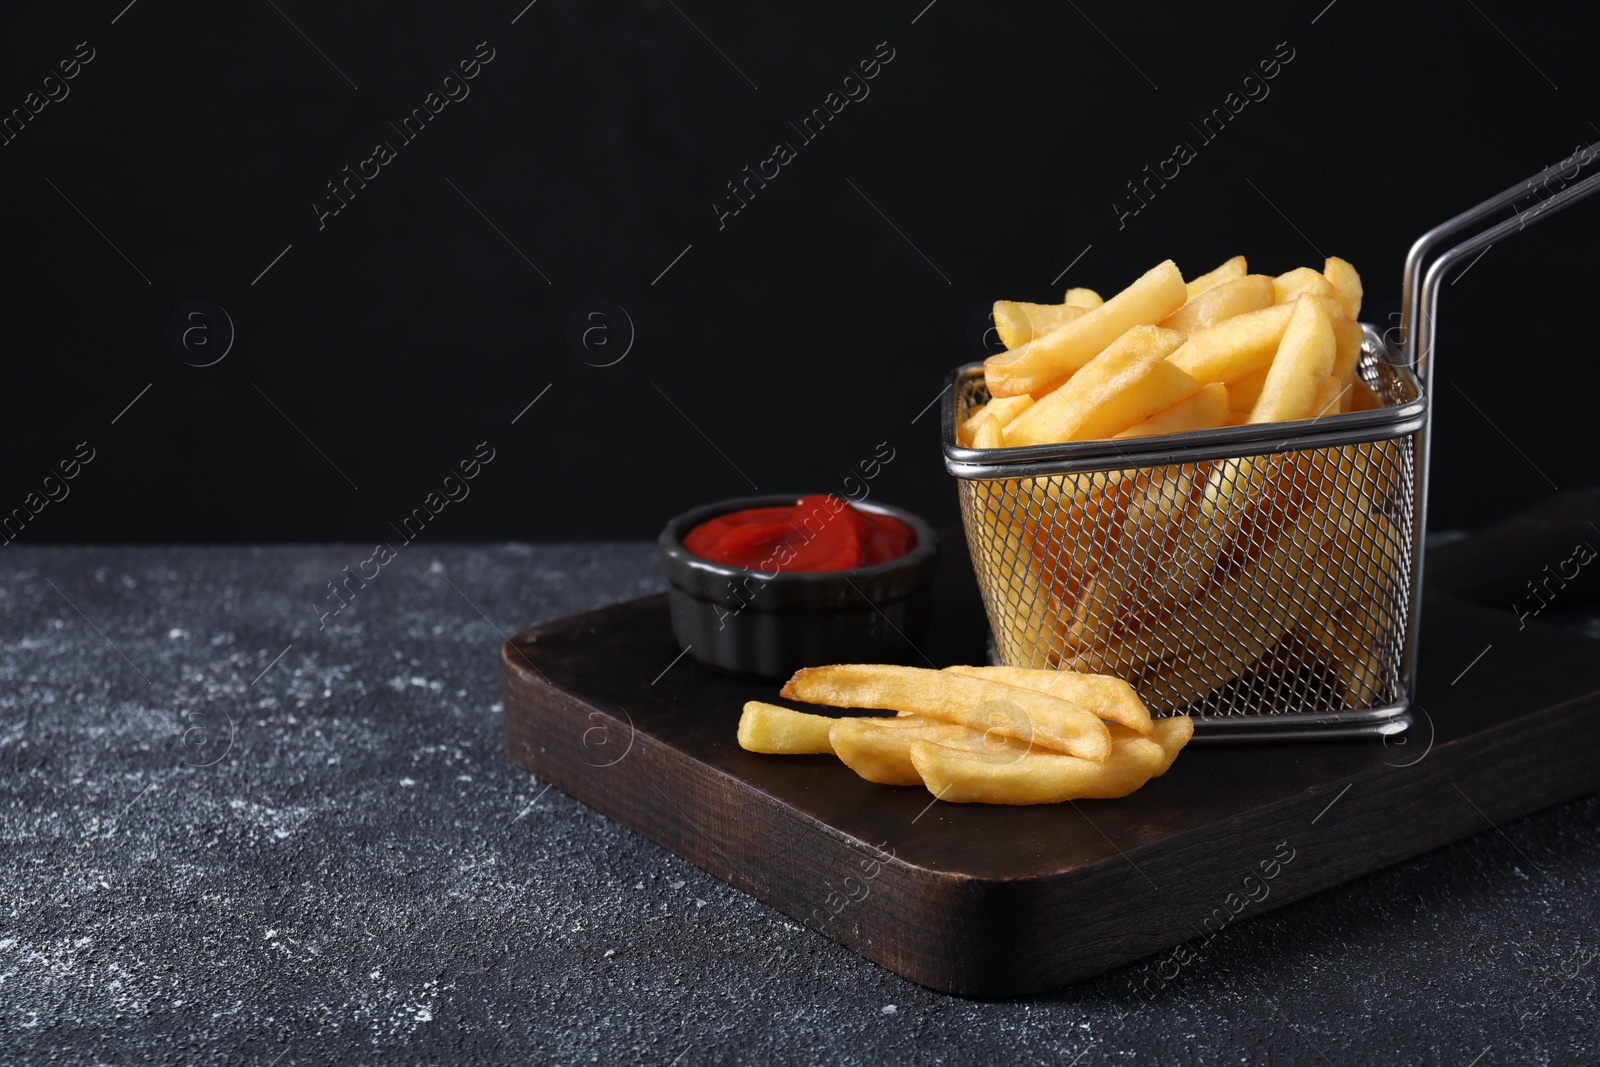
[1402,141,1600,386]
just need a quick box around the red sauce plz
[683,495,915,572]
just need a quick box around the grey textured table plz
[3,545,1597,1065]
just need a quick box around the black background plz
[2,1,1594,544]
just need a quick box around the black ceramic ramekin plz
[658,495,940,680]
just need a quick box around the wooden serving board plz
[501,538,1600,997]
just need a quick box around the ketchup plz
[683,495,915,572]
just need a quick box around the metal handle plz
[1402,140,1600,382]
[1397,144,1600,720]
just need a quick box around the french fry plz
[1158,274,1276,338]
[1003,326,1195,445]
[1349,378,1384,411]
[1076,359,1203,442]
[1301,474,1405,705]
[983,261,1187,398]
[909,730,1168,804]
[1022,470,1150,652]
[1249,294,1336,424]
[968,469,1138,669]
[959,394,1034,447]
[1149,715,1194,776]
[1227,370,1269,413]
[1101,453,1309,643]
[942,665,1155,736]
[1060,568,1104,645]
[1072,458,1231,638]
[1075,453,1331,691]
[1114,382,1229,438]
[1185,255,1247,299]
[1310,374,1347,418]
[1324,256,1363,319]
[972,413,1005,448]
[738,701,838,754]
[992,301,1087,350]
[988,393,1035,426]
[1300,598,1392,708]
[1228,448,1327,567]
[1069,466,1202,645]
[1170,303,1294,385]
[781,664,1113,760]
[828,715,1009,786]
[964,481,1062,664]
[956,412,977,447]
[1273,266,1335,304]
[1330,318,1363,405]
[1064,287,1104,309]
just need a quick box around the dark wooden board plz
[502,542,1600,996]
[1426,486,1600,609]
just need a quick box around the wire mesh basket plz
[944,329,1424,740]
[941,140,1600,741]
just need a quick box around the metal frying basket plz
[943,147,1600,741]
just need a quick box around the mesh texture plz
[953,351,1418,719]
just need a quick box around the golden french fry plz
[1225,448,1324,567]
[964,481,1061,664]
[1249,294,1336,424]
[1074,359,1203,442]
[738,701,837,754]
[1301,599,1391,708]
[966,469,1140,669]
[1170,303,1294,385]
[959,394,1033,447]
[959,509,1035,632]
[828,715,1008,786]
[1115,382,1229,438]
[1273,266,1335,304]
[781,664,1113,760]
[988,393,1036,425]
[1197,455,1265,539]
[1120,460,1241,627]
[972,413,1005,448]
[1302,472,1405,705]
[1060,568,1104,644]
[1003,327,1195,445]
[1185,255,1247,299]
[992,301,1087,350]
[1054,359,1202,444]
[1227,370,1269,413]
[1149,715,1194,776]
[956,408,979,446]
[1021,470,1150,659]
[1349,378,1384,411]
[1079,453,1331,695]
[1324,256,1363,319]
[909,731,1167,804]
[1310,374,1347,418]
[1158,274,1276,337]
[983,261,1187,398]
[1330,316,1363,410]
[1068,458,1229,642]
[942,665,1154,736]
[1070,466,1203,645]
[1064,287,1103,309]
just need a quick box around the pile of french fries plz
[958,256,1407,713]
[737,664,1193,805]
[965,255,1376,448]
